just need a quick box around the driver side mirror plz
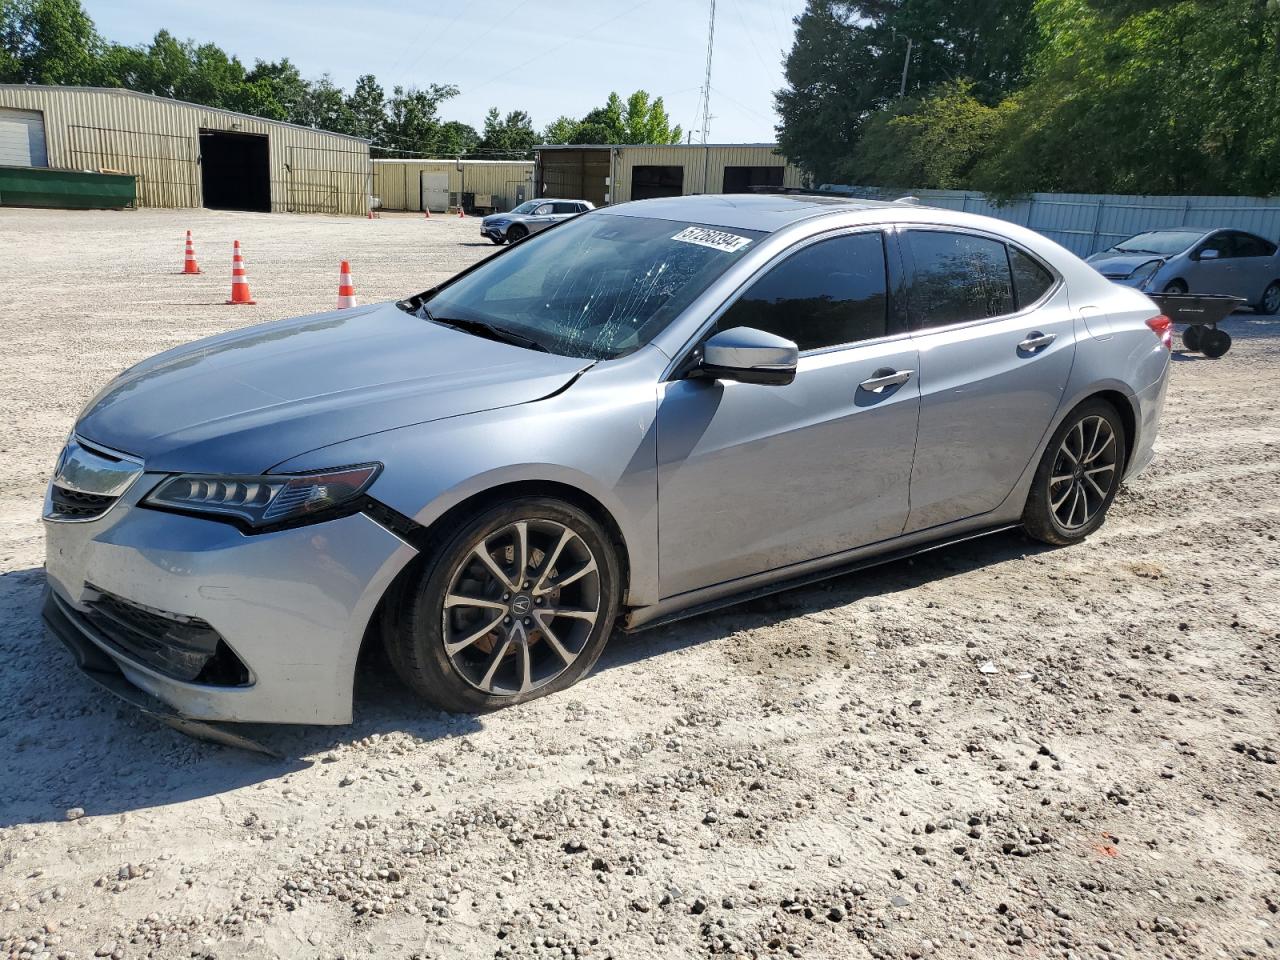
[699,327,798,386]
[1198,247,1220,260]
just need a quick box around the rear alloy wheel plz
[384,498,620,712]
[506,224,529,244]
[1257,281,1280,316]
[1023,401,1127,546]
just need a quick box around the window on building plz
[631,165,684,201]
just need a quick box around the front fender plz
[271,355,663,605]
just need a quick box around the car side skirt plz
[623,519,1022,632]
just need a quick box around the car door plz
[1184,230,1236,294]
[1227,231,1277,302]
[524,202,557,234]
[655,229,921,598]
[901,228,1076,533]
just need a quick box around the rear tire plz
[383,497,621,713]
[1023,400,1127,546]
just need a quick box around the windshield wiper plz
[420,306,550,353]
[1113,247,1160,255]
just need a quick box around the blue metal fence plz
[828,186,1280,258]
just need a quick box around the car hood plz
[1086,252,1167,275]
[76,301,591,474]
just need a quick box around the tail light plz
[1145,314,1172,349]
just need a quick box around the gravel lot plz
[1,208,1278,960]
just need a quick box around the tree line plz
[777,0,1280,198]
[0,0,682,159]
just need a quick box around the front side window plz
[715,232,888,351]
[422,214,765,360]
[905,230,1014,329]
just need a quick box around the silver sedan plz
[1087,227,1280,313]
[44,195,1171,731]
[480,198,594,244]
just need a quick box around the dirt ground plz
[1,208,1278,960]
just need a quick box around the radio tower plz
[695,0,716,144]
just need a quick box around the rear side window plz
[717,232,888,351]
[906,230,1014,328]
[552,202,579,214]
[1009,247,1055,308]
[1232,232,1276,257]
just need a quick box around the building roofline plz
[534,142,781,151]
[0,83,370,144]
[372,157,534,165]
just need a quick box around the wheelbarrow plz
[1147,293,1244,359]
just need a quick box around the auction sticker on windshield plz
[671,226,754,253]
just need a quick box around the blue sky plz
[83,0,807,143]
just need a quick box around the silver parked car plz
[1087,227,1280,314]
[480,198,594,244]
[44,195,1172,731]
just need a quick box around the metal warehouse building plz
[372,158,535,214]
[534,143,806,206]
[0,84,371,215]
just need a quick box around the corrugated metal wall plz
[0,85,371,215]
[372,159,535,212]
[835,185,1280,257]
[613,145,804,201]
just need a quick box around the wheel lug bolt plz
[523,617,531,626]
[504,616,511,624]
[522,581,530,589]
[502,593,510,601]
[535,598,543,605]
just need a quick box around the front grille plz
[48,485,117,520]
[83,587,250,686]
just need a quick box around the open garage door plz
[199,130,270,212]
[632,165,684,201]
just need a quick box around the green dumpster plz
[0,166,136,209]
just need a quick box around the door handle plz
[1018,332,1057,352]
[858,368,914,393]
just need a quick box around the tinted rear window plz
[1009,247,1055,309]
[906,230,1015,328]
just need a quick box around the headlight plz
[1127,259,1164,289]
[144,464,380,528]
[491,219,510,227]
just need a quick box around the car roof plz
[598,193,896,232]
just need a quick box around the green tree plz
[242,58,309,121]
[775,0,1035,182]
[541,114,580,144]
[344,73,385,142]
[436,119,480,155]
[294,74,349,132]
[975,0,1280,196]
[383,83,459,155]
[476,107,537,157]
[0,0,104,84]
[846,81,999,188]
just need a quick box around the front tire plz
[1163,279,1188,295]
[489,236,506,245]
[383,497,621,713]
[1023,400,1127,546]
[506,224,529,244]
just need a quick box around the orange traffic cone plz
[423,207,431,219]
[225,240,256,305]
[181,230,201,274]
[457,204,465,219]
[337,260,356,309]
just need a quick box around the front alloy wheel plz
[383,497,620,712]
[1023,400,1127,545]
